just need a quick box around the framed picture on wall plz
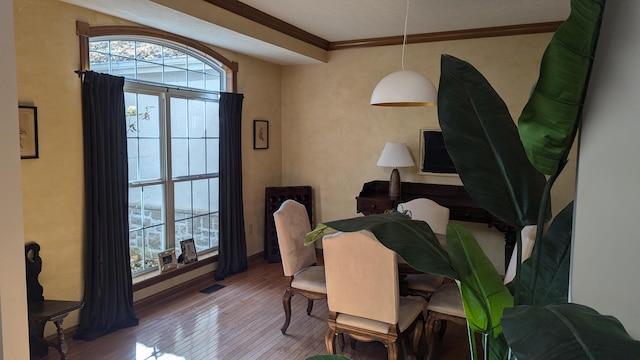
[419,129,458,176]
[19,105,39,159]
[253,120,269,149]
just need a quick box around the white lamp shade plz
[377,142,415,168]
[370,70,437,107]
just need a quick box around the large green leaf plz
[518,0,606,176]
[502,303,640,360]
[307,212,457,279]
[446,224,513,338]
[438,54,549,228]
[509,202,573,306]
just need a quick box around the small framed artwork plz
[158,249,178,272]
[419,129,458,176]
[253,120,269,149]
[18,106,39,159]
[180,239,198,264]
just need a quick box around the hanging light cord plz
[401,0,410,71]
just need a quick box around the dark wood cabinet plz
[264,186,313,263]
[356,180,516,268]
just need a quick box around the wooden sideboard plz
[356,180,516,268]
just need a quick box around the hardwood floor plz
[38,260,470,360]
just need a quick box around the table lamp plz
[377,142,415,199]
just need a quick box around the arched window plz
[78,23,237,276]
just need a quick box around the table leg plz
[52,317,69,360]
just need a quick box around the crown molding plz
[328,21,563,51]
[202,1,561,52]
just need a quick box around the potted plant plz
[306,0,640,358]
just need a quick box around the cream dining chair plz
[424,225,538,360]
[322,230,426,360]
[273,199,327,334]
[396,198,450,300]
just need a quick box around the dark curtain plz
[75,71,139,341]
[215,92,248,280]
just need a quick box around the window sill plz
[132,251,218,292]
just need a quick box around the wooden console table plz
[356,180,516,268]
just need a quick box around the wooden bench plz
[26,242,83,360]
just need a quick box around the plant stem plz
[529,173,558,305]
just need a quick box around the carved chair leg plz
[437,319,448,339]
[387,341,399,360]
[426,315,438,360]
[306,298,314,316]
[52,318,69,360]
[412,318,424,357]
[281,288,293,334]
[325,328,336,354]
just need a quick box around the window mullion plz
[162,92,175,251]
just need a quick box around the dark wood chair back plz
[25,241,45,304]
[24,241,84,359]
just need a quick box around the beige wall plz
[14,0,576,340]
[281,32,576,271]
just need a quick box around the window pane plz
[145,225,165,268]
[136,94,160,138]
[127,138,139,181]
[188,100,206,138]
[142,184,164,227]
[189,139,206,175]
[139,139,161,180]
[171,97,188,138]
[187,56,204,71]
[136,42,163,64]
[174,181,192,221]
[137,60,164,84]
[193,215,209,252]
[129,187,143,231]
[171,138,188,178]
[175,219,193,244]
[205,66,222,91]
[125,92,138,135]
[205,101,219,138]
[187,70,205,89]
[192,179,209,216]
[164,68,187,88]
[206,139,219,174]
[209,178,219,213]
[129,229,143,273]
[110,40,135,59]
[110,55,135,78]
[209,213,219,249]
[164,47,187,69]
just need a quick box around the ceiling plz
[59,0,571,65]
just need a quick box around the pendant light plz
[370,0,437,107]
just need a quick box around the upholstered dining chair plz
[323,230,426,360]
[273,199,327,334]
[396,198,450,300]
[424,225,538,360]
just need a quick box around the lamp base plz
[389,168,401,200]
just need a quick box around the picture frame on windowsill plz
[158,249,178,272]
[180,239,198,264]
